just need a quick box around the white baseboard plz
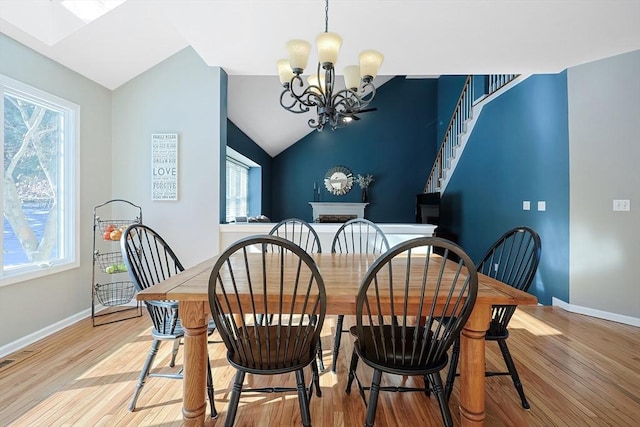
[0,308,91,358]
[552,297,640,327]
[0,300,140,358]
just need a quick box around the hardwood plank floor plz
[1,307,638,426]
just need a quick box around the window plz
[1,75,80,285]
[226,157,249,223]
[225,147,262,223]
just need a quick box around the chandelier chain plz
[324,0,329,33]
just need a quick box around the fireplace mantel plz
[309,202,368,221]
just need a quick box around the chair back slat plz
[121,224,185,335]
[477,227,541,328]
[331,218,390,255]
[209,236,326,371]
[269,218,322,253]
[355,237,478,371]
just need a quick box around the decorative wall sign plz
[151,133,178,200]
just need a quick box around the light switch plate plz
[537,201,546,211]
[523,201,530,211]
[613,199,631,211]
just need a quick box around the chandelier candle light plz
[277,0,384,131]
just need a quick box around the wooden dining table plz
[137,252,537,427]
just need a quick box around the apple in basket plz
[103,224,116,240]
[110,229,123,241]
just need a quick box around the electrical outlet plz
[537,201,546,211]
[613,199,631,211]
[523,201,530,211]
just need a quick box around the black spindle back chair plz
[444,226,541,409]
[121,224,217,417]
[330,218,390,372]
[346,237,478,427]
[331,218,390,255]
[269,218,324,370]
[269,218,322,254]
[208,235,326,427]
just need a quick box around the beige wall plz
[568,50,640,318]
[0,39,226,351]
[0,34,112,347]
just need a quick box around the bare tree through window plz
[2,75,78,281]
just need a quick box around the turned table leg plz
[179,301,209,427]
[459,303,491,427]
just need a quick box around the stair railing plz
[486,74,518,96]
[424,74,520,194]
[424,75,472,193]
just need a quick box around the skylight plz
[61,0,126,23]
[0,0,128,46]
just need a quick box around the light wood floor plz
[1,306,639,426]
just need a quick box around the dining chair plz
[269,218,322,254]
[269,218,325,371]
[444,226,541,409]
[330,218,390,372]
[345,237,478,427]
[121,224,217,417]
[208,235,326,427]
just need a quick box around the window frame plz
[0,74,81,286]
[225,156,250,223]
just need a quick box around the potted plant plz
[355,173,374,203]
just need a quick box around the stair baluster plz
[424,74,521,195]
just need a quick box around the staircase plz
[423,74,528,194]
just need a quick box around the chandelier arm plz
[332,89,368,113]
[305,88,325,106]
[280,89,311,114]
[287,74,330,110]
[308,116,323,130]
[359,81,377,103]
[288,75,313,104]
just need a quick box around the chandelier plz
[276,0,384,131]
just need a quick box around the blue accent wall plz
[255,72,570,306]
[437,76,468,144]
[473,75,487,101]
[272,76,439,223]
[441,73,570,305]
[226,120,273,219]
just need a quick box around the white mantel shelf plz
[309,202,368,221]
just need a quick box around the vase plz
[361,188,368,203]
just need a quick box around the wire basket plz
[95,281,136,306]
[95,251,126,270]
[97,220,138,240]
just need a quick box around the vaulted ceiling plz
[1,0,638,156]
